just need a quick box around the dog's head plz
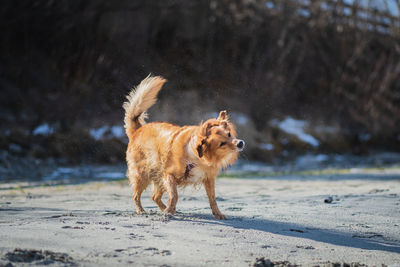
[196,110,245,168]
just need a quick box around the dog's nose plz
[237,140,245,150]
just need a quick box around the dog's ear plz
[221,121,228,129]
[197,121,215,158]
[217,110,228,121]
[201,120,216,136]
[196,142,203,158]
[196,137,206,158]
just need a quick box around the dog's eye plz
[228,132,231,138]
[220,142,227,147]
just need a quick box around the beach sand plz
[1,172,400,266]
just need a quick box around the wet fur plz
[123,75,243,219]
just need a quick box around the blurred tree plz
[0,0,399,155]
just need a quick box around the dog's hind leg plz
[132,178,149,214]
[163,174,178,215]
[152,182,166,211]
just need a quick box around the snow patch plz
[271,117,320,147]
[43,167,79,181]
[90,125,125,140]
[110,126,125,139]
[259,143,274,151]
[281,138,289,145]
[33,123,54,136]
[265,2,274,9]
[90,126,108,140]
[315,154,329,162]
[359,133,371,142]
[95,172,125,179]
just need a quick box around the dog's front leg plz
[203,177,227,220]
[164,174,178,215]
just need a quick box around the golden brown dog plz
[123,75,245,219]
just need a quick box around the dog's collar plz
[184,163,196,179]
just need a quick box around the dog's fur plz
[123,75,245,219]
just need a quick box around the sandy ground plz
[1,172,400,266]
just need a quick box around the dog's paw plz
[163,207,175,216]
[214,213,227,220]
[136,209,145,215]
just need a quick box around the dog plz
[123,75,245,219]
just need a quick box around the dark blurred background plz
[1,0,399,166]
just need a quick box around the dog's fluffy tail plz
[123,75,166,139]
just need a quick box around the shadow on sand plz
[173,213,400,254]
